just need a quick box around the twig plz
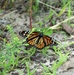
[49,16,74,29]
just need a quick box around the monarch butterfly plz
[19,31,56,49]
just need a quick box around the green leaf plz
[42,28,53,35]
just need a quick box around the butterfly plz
[19,31,56,49]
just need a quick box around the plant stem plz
[29,0,33,30]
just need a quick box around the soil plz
[0,0,74,75]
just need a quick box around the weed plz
[41,46,69,75]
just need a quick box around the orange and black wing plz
[35,37,45,49]
[35,36,53,49]
[27,32,40,45]
[27,32,54,49]
[19,31,55,49]
[43,36,53,46]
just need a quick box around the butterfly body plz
[19,31,55,49]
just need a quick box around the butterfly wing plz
[43,36,53,46]
[19,31,29,37]
[27,32,53,49]
[27,32,39,45]
[27,32,45,49]
[35,37,45,49]
[19,31,55,49]
[35,36,53,49]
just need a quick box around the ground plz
[0,0,74,75]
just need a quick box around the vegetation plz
[0,0,74,75]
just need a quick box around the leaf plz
[42,28,53,35]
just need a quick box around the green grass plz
[25,62,36,75]
[0,25,22,74]
[58,0,72,16]
[41,46,69,75]
[0,25,38,75]
[0,25,70,75]
[0,0,73,75]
